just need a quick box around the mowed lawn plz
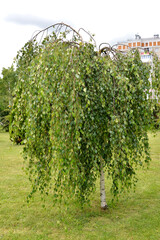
[0,132,160,240]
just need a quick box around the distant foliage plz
[10,23,160,205]
[151,53,160,129]
[0,66,17,131]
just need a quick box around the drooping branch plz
[31,22,84,44]
[78,28,97,46]
[99,43,118,59]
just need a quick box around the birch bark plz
[100,158,108,210]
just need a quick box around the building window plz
[128,43,132,47]
[153,42,156,46]
[149,42,152,46]
[142,43,144,47]
[118,45,122,50]
[145,42,148,47]
[137,42,141,47]
[158,41,160,46]
[133,42,136,47]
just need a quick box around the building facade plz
[116,34,160,60]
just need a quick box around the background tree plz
[10,23,159,209]
[151,53,160,128]
[0,66,17,131]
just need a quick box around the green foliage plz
[0,66,17,131]
[151,53,160,129]
[152,53,160,94]
[152,103,160,129]
[10,24,159,205]
[9,41,39,143]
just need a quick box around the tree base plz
[101,205,108,210]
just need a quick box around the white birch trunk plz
[100,158,108,210]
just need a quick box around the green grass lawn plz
[0,132,160,240]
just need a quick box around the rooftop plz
[118,34,160,44]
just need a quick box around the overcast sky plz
[1,0,160,73]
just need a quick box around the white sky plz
[1,0,160,73]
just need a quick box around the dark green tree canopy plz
[0,66,17,131]
[10,23,160,205]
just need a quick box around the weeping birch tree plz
[10,23,157,209]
